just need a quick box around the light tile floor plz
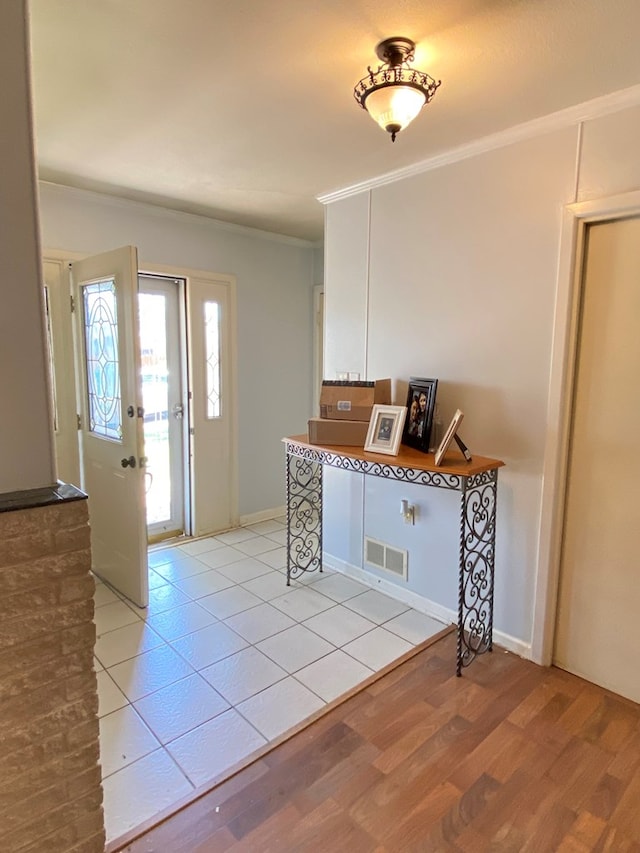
[94,518,446,843]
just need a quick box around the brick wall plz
[0,496,105,852]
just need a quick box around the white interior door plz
[72,246,148,607]
[553,217,640,703]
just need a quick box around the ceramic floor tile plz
[264,528,288,546]
[345,589,410,624]
[99,705,161,778]
[145,601,217,642]
[295,650,373,703]
[225,602,296,644]
[257,623,334,673]
[167,708,267,788]
[215,556,274,584]
[383,609,447,645]
[303,604,377,647]
[245,520,285,535]
[343,626,413,671]
[124,583,192,619]
[147,547,190,569]
[201,646,287,706]
[94,583,120,608]
[240,571,290,602]
[286,569,323,585]
[172,569,236,600]
[256,547,287,570]
[198,586,263,620]
[94,620,166,669]
[171,621,248,671]
[152,554,212,583]
[108,644,193,702]
[177,536,226,556]
[134,673,229,744]
[233,536,281,557]
[148,569,168,590]
[309,573,369,603]
[96,670,129,717]
[270,586,335,622]
[94,600,141,637]
[94,656,104,672]
[102,749,193,844]
[195,546,247,571]
[214,528,258,546]
[237,676,324,741]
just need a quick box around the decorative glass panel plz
[204,301,221,419]
[83,279,122,439]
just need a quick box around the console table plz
[283,435,504,675]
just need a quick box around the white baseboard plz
[239,505,286,527]
[323,551,532,661]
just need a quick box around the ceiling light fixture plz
[354,37,441,142]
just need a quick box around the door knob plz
[121,455,137,468]
[172,403,184,420]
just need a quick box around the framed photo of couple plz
[402,377,438,453]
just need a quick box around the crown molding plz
[38,180,315,248]
[318,83,640,205]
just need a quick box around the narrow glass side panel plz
[82,278,122,440]
[204,301,221,419]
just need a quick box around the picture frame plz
[364,405,407,456]
[402,377,438,453]
[434,409,465,466]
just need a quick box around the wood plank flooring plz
[117,633,640,852]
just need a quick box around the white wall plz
[323,97,640,656]
[38,183,316,516]
[0,1,56,493]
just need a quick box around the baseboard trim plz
[239,505,286,526]
[323,551,532,661]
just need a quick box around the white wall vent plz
[364,536,408,580]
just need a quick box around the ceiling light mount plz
[354,36,441,142]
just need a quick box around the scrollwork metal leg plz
[457,470,498,675]
[286,450,323,585]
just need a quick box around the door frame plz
[532,189,640,665]
[42,250,239,539]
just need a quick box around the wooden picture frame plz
[434,409,465,466]
[402,377,438,453]
[364,405,407,456]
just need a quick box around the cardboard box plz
[319,379,391,421]
[308,417,369,447]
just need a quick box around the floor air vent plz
[364,536,408,580]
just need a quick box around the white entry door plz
[138,274,187,540]
[553,217,640,703]
[72,246,148,607]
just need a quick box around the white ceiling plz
[29,0,640,242]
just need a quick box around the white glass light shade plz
[364,85,426,134]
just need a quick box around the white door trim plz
[312,284,324,417]
[532,189,640,665]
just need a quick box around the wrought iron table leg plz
[286,450,323,585]
[457,470,498,675]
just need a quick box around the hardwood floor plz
[118,633,640,852]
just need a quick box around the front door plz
[553,217,640,703]
[138,274,187,541]
[72,246,148,607]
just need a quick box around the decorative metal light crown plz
[354,37,441,142]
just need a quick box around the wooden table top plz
[284,435,504,477]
